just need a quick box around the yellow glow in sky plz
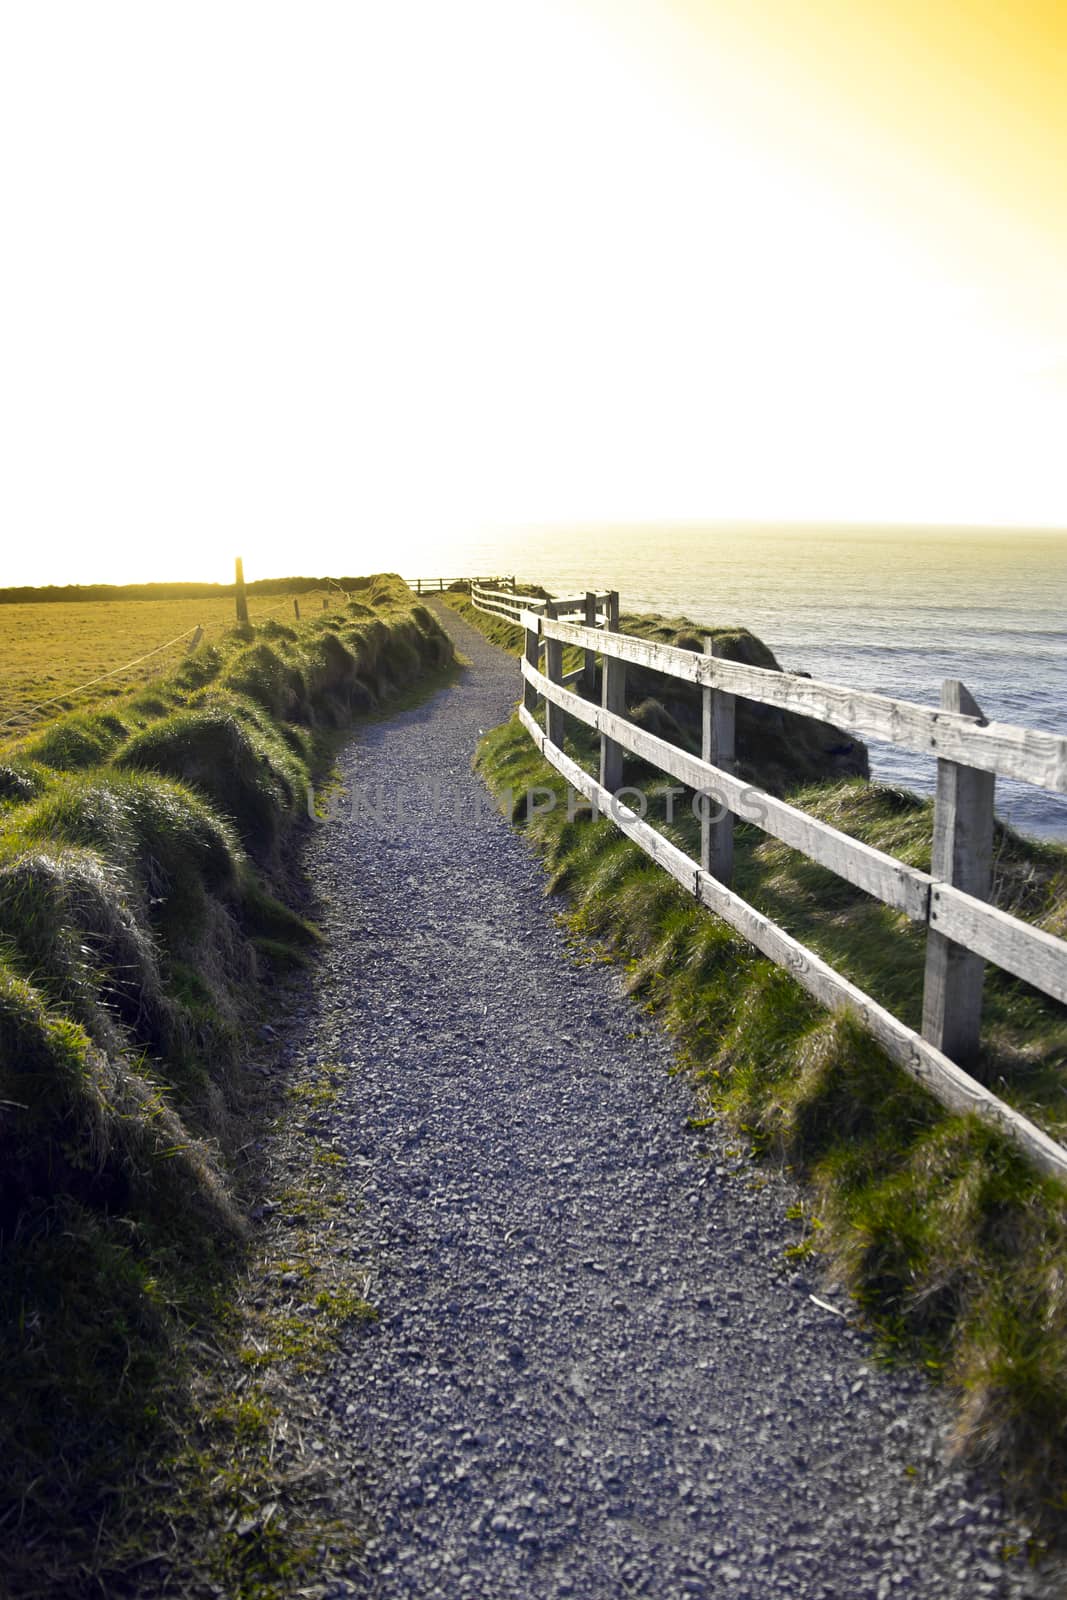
[1,0,1064,583]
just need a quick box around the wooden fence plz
[470,581,618,697]
[513,592,1067,1181]
[403,577,470,594]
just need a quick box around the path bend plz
[285,599,1045,1600]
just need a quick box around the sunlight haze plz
[2,0,1065,583]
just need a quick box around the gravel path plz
[288,601,1050,1600]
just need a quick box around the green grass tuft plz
[116,704,299,857]
[22,710,131,772]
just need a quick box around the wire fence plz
[0,588,336,738]
[0,626,205,735]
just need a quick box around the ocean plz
[405,523,1067,841]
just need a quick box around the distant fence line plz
[402,577,471,594]
[438,575,1067,1180]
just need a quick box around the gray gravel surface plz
[284,601,1055,1599]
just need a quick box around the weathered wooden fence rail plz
[513,596,1067,1181]
[469,580,615,629]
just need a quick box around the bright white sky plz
[1,0,1065,583]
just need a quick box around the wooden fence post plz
[293,599,301,620]
[922,679,996,1068]
[323,597,329,610]
[234,557,250,626]
[544,601,565,749]
[417,579,422,594]
[701,638,736,883]
[523,608,540,716]
[582,591,597,697]
[599,591,625,794]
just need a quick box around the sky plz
[1,0,1065,584]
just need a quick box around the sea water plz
[408,524,1066,841]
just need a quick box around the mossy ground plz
[461,591,1067,1539]
[0,576,452,1595]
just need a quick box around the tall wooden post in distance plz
[235,558,250,626]
[701,638,736,884]
[582,591,598,697]
[522,607,540,715]
[544,601,565,749]
[922,678,996,1069]
[599,591,625,794]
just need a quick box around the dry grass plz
[0,594,314,730]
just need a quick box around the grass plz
[1,1051,382,1599]
[0,574,453,1595]
[461,590,1067,1538]
[0,594,331,730]
[140,1061,380,1600]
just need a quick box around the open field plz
[0,593,320,732]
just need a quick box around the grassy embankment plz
[0,575,453,1595]
[446,586,1067,1539]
